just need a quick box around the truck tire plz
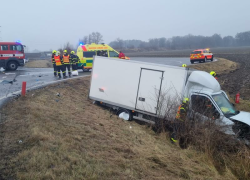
[204,57,207,62]
[211,56,214,61]
[190,61,194,64]
[6,61,18,71]
[117,109,132,121]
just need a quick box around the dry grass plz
[0,77,235,180]
[25,60,52,68]
[187,58,239,75]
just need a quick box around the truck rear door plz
[136,69,163,114]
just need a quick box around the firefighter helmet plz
[64,50,67,53]
[182,64,187,67]
[210,71,216,77]
[71,51,75,54]
[52,50,56,54]
[183,98,189,103]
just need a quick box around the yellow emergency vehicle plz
[76,43,130,71]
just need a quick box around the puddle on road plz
[0,79,17,84]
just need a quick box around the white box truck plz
[89,56,250,139]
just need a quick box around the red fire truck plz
[0,42,25,71]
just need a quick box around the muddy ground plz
[214,54,250,100]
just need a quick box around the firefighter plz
[210,71,218,80]
[70,51,79,71]
[54,51,65,78]
[63,50,71,77]
[170,98,189,143]
[118,51,125,59]
[52,50,57,76]
[182,64,187,67]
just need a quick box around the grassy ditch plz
[0,77,235,180]
[25,60,52,68]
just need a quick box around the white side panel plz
[136,69,163,114]
[89,57,188,116]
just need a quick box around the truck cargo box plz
[89,56,188,117]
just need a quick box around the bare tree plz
[61,42,74,54]
[95,32,103,44]
[79,32,104,45]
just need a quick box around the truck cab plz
[185,71,250,139]
[76,43,130,71]
[0,42,25,71]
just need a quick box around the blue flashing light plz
[16,40,21,43]
[79,42,84,46]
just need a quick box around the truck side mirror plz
[213,111,220,119]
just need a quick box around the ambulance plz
[0,42,25,71]
[190,49,213,64]
[76,43,130,71]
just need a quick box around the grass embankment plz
[0,77,235,180]
[188,58,250,112]
[25,60,52,68]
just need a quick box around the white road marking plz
[0,75,90,101]
[5,73,16,75]
[2,76,7,79]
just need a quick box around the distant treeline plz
[109,31,250,50]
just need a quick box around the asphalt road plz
[0,57,216,106]
[0,67,91,106]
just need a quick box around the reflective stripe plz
[171,138,178,143]
[0,54,24,57]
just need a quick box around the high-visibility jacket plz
[70,54,79,64]
[54,55,63,66]
[63,54,70,64]
[51,54,55,64]
[176,103,188,121]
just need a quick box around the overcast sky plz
[0,0,249,51]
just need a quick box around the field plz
[25,60,52,68]
[0,78,235,180]
[126,46,250,57]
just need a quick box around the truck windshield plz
[212,93,238,117]
[10,45,23,52]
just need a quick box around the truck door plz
[190,95,221,121]
[136,69,163,114]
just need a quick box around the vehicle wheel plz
[211,56,214,61]
[82,66,87,72]
[204,57,207,62]
[7,61,18,71]
[117,109,132,121]
[190,61,194,64]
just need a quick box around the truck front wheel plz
[117,109,132,121]
[190,61,194,64]
[6,61,18,71]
